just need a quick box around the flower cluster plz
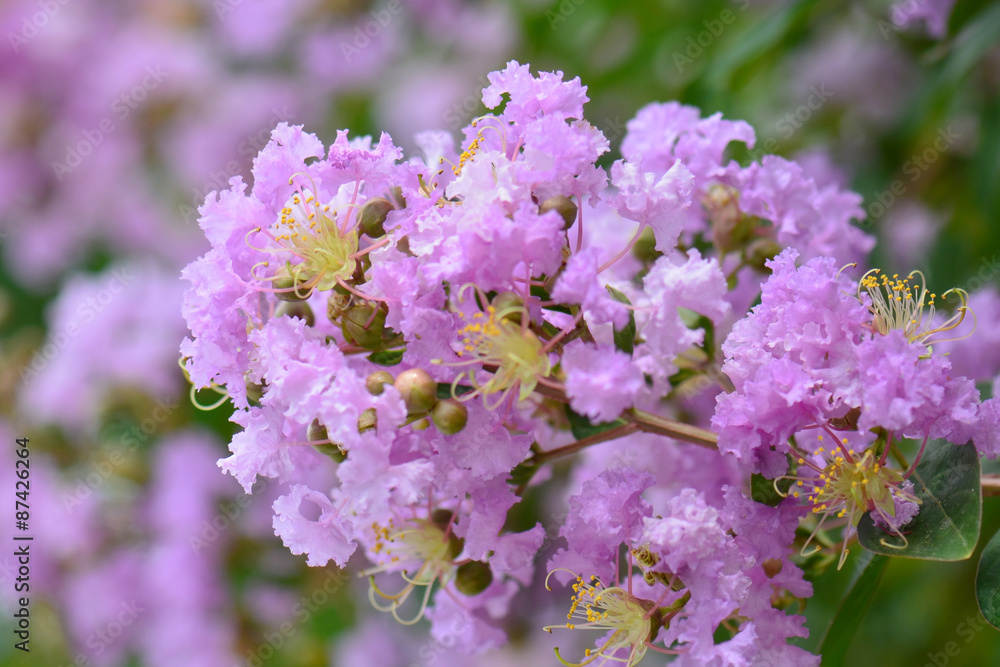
[181,61,996,663]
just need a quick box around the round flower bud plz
[327,293,351,324]
[246,380,265,407]
[540,194,578,229]
[705,184,754,253]
[490,291,523,324]
[745,237,784,271]
[431,399,468,435]
[273,267,313,302]
[309,419,346,462]
[341,304,404,351]
[389,186,406,209]
[358,197,395,239]
[358,407,377,433]
[394,368,437,415]
[632,226,660,264]
[454,561,493,596]
[427,510,464,559]
[275,300,315,327]
[431,509,454,528]
[366,371,394,395]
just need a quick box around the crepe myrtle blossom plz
[180,61,957,662]
[544,470,818,666]
[713,249,998,566]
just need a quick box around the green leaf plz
[366,349,405,366]
[565,404,627,440]
[750,472,792,507]
[857,441,981,561]
[606,286,636,356]
[508,460,539,488]
[818,552,888,666]
[976,528,1000,630]
[436,382,474,400]
[531,283,572,315]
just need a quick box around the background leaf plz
[818,552,889,666]
[606,285,636,356]
[564,404,627,440]
[977,528,1000,630]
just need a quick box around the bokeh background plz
[1,0,999,665]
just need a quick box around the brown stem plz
[983,475,1000,497]
[624,408,718,449]
[532,423,640,465]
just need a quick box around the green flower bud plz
[394,368,437,415]
[431,509,455,528]
[275,300,315,327]
[631,226,660,264]
[431,399,468,435]
[366,371,394,395]
[246,380,265,407]
[490,291,523,324]
[358,407,377,433]
[396,235,414,257]
[357,197,395,238]
[327,293,351,324]
[341,304,404,351]
[273,266,313,302]
[309,419,346,462]
[540,194,578,229]
[454,561,493,596]
[745,237,784,271]
[388,186,406,209]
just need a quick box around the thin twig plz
[532,423,641,465]
[983,475,1000,497]
[624,408,718,449]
